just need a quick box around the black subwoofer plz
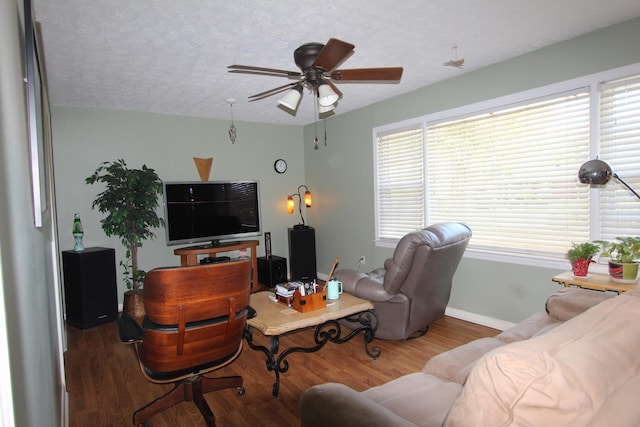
[257,255,287,287]
[62,247,118,329]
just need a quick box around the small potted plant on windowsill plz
[566,242,600,277]
[594,237,640,283]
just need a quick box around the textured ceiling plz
[32,0,640,126]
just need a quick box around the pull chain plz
[313,99,319,150]
[324,119,327,147]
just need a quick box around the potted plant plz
[86,159,165,317]
[594,236,640,283]
[565,242,600,277]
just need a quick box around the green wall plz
[52,107,305,302]
[303,17,640,324]
[1,0,64,425]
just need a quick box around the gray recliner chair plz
[333,222,471,340]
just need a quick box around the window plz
[374,68,640,261]
[375,125,424,240]
[427,90,590,257]
[598,75,640,239]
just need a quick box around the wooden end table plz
[245,291,379,397]
[552,270,639,293]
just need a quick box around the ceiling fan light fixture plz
[228,38,403,117]
[318,101,335,114]
[277,84,303,110]
[317,82,339,107]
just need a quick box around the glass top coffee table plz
[245,291,379,397]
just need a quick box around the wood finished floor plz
[65,315,498,426]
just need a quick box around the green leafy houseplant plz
[565,242,600,276]
[594,236,640,282]
[86,159,165,292]
[595,237,640,263]
[565,242,600,264]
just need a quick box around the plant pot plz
[122,289,145,319]
[571,258,594,277]
[608,261,639,283]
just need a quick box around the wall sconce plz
[578,159,640,201]
[287,185,312,228]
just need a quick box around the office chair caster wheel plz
[237,387,245,396]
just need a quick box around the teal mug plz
[327,279,343,300]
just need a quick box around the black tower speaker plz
[62,247,118,329]
[257,255,287,287]
[288,227,317,281]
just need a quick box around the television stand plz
[173,240,260,292]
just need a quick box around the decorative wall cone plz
[193,157,213,181]
[122,289,145,319]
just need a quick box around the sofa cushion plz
[444,291,640,427]
[586,372,640,427]
[300,382,416,427]
[363,372,462,427]
[545,286,614,321]
[422,337,505,384]
[495,311,560,343]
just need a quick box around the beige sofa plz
[299,287,640,426]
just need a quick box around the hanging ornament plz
[227,98,237,144]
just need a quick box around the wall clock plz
[274,159,287,174]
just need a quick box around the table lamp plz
[287,185,312,228]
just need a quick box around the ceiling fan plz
[228,38,403,115]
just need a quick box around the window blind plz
[426,90,590,256]
[598,75,640,239]
[375,125,424,240]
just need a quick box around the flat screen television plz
[163,180,261,247]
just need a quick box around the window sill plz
[375,239,609,274]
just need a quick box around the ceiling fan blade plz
[229,70,302,79]
[228,64,302,77]
[248,82,299,101]
[330,67,404,81]
[311,38,355,72]
[326,80,343,98]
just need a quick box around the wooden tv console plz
[173,240,260,292]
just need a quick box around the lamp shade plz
[278,85,303,110]
[578,159,613,186]
[318,101,335,114]
[287,195,295,214]
[304,190,312,207]
[317,82,339,107]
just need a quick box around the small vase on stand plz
[72,213,84,251]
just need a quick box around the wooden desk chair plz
[118,260,252,427]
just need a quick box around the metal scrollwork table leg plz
[244,309,379,398]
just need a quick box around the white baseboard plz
[320,272,514,331]
[444,307,515,331]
